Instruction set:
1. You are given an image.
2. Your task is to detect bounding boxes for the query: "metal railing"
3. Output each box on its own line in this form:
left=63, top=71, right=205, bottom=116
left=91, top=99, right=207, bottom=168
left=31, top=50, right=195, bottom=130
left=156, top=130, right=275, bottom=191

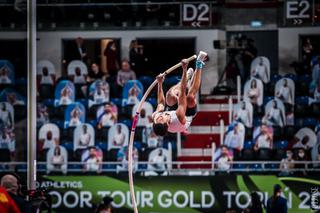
left=1, top=160, right=319, bottom=174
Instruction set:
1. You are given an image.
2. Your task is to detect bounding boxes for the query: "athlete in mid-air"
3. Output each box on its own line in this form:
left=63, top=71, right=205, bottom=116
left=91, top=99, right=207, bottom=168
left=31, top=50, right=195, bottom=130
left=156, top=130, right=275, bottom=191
left=152, top=51, right=207, bottom=136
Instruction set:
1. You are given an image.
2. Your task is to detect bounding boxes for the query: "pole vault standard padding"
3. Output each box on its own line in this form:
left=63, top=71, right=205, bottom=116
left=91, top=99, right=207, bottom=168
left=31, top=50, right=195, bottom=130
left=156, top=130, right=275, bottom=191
left=128, top=55, right=197, bottom=213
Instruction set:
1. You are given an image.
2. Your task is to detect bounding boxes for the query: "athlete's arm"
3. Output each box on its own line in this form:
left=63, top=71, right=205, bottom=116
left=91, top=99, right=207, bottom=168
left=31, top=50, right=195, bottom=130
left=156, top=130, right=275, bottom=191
left=155, top=74, right=165, bottom=113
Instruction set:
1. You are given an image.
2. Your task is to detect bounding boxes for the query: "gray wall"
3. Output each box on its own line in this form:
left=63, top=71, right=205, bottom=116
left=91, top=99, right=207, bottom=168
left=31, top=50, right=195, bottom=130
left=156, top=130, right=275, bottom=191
left=221, top=7, right=278, bottom=26
left=278, top=27, right=320, bottom=74
left=227, top=30, right=278, bottom=72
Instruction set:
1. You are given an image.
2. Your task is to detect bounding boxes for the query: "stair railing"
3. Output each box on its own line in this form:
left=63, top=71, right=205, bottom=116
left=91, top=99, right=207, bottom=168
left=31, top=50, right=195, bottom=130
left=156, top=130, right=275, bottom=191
left=237, top=75, right=241, bottom=103
left=211, top=142, right=216, bottom=170
left=228, top=96, right=233, bottom=124
left=220, top=119, right=225, bottom=145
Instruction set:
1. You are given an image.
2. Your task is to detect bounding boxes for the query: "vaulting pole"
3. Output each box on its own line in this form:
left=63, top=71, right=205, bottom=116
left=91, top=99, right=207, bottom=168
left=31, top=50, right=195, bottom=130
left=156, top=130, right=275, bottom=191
left=128, top=55, right=196, bottom=213
left=27, top=0, right=37, bottom=190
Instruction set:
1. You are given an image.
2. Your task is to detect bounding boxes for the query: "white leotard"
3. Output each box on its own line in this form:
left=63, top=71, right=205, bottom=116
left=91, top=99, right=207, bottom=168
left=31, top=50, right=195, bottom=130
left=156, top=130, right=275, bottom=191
left=167, top=111, right=192, bottom=133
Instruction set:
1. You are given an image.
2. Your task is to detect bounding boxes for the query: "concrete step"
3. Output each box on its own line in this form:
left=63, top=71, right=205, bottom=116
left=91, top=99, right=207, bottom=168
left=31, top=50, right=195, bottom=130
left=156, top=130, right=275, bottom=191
left=180, top=148, right=212, bottom=156
left=177, top=156, right=212, bottom=169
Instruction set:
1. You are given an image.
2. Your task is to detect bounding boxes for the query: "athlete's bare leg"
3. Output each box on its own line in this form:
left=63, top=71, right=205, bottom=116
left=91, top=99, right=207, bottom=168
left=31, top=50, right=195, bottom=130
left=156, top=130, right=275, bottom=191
left=166, top=68, right=195, bottom=107
left=187, top=51, right=207, bottom=108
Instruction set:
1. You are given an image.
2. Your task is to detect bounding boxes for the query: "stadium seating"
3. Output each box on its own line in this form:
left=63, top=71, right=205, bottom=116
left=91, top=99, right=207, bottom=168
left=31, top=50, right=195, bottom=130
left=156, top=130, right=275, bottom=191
left=0, top=28, right=319, bottom=177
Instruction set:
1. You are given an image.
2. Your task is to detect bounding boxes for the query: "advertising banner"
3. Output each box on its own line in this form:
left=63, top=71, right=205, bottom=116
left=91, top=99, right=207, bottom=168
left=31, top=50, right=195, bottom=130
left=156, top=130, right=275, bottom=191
left=38, top=175, right=320, bottom=212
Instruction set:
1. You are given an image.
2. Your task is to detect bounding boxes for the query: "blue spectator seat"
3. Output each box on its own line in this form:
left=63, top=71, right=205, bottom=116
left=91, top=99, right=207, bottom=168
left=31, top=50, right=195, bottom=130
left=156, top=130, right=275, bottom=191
left=138, top=163, right=148, bottom=170
left=296, top=75, right=311, bottom=96
left=105, top=149, right=118, bottom=161
left=263, top=96, right=274, bottom=106
left=295, top=96, right=309, bottom=105
left=299, top=74, right=312, bottom=82
left=146, top=98, right=157, bottom=108
left=96, top=127, right=110, bottom=141
left=88, top=119, right=97, bottom=127
left=245, top=128, right=253, bottom=140
left=140, top=147, right=155, bottom=161
left=241, top=149, right=254, bottom=160
left=110, top=98, right=122, bottom=108
left=250, top=163, right=262, bottom=170
left=266, top=81, right=277, bottom=96
left=273, top=140, right=289, bottom=149
left=295, top=118, right=304, bottom=127
left=0, top=149, right=10, bottom=161
left=295, top=96, right=309, bottom=117
left=74, top=149, right=84, bottom=161
left=273, top=149, right=286, bottom=160
left=232, top=163, right=246, bottom=170
left=88, top=104, right=100, bottom=120
left=39, top=84, right=54, bottom=100
left=103, top=164, right=116, bottom=170
left=42, top=98, right=55, bottom=107
left=284, top=73, right=297, bottom=82
left=68, top=164, right=82, bottom=171
left=15, top=78, right=27, bottom=96
left=164, top=132, right=177, bottom=141
left=102, top=164, right=113, bottom=171
left=96, top=141, right=108, bottom=151
left=303, top=117, right=318, bottom=128
left=272, top=126, right=283, bottom=141
left=265, top=163, right=278, bottom=170
left=163, top=140, right=177, bottom=151
left=61, top=141, right=73, bottom=151
left=271, top=74, right=282, bottom=83
left=134, top=141, right=142, bottom=151
left=244, top=141, right=253, bottom=149
left=134, top=126, right=145, bottom=142
left=138, top=76, right=153, bottom=88
left=16, top=164, right=27, bottom=172
left=311, top=103, right=320, bottom=117
left=257, top=148, right=272, bottom=160
left=37, top=164, right=46, bottom=171
left=54, top=105, right=68, bottom=120
left=253, top=118, right=262, bottom=127
left=77, top=99, right=88, bottom=109
left=14, top=105, right=27, bottom=122
left=119, top=119, right=132, bottom=129
left=283, top=126, right=296, bottom=140
left=15, top=78, right=26, bottom=85
left=75, top=84, right=86, bottom=99
left=122, top=104, right=134, bottom=118
left=65, top=127, right=76, bottom=141
left=51, top=119, right=64, bottom=129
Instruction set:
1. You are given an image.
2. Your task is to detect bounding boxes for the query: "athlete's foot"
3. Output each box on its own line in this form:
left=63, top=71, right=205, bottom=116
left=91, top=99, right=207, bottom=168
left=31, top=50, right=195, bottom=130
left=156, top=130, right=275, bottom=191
left=197, top=51, right=208, bottom=63
left=196, top=51, right=208, bottom=69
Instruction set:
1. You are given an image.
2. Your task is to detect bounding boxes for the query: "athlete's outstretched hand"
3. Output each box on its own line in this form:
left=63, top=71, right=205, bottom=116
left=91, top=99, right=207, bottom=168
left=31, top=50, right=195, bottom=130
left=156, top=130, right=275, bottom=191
left=181, top=59, right=189, bottom=71
left=156, top=73, right=165, bottom=84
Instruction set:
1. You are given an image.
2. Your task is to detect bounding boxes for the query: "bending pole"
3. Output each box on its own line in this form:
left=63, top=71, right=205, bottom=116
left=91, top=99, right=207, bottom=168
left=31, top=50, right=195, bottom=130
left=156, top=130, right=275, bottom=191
left=128, top=55, right=197, bottom=213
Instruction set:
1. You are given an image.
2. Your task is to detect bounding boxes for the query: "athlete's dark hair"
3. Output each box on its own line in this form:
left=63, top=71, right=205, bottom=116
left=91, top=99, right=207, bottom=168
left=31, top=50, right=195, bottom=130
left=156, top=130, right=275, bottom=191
left=152, top=123, right=168, bottom=136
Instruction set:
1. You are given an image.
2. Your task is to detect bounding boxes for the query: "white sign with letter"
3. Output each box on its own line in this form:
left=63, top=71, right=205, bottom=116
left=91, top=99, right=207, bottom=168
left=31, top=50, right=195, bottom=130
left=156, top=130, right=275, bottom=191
left=182, top=3, right=210, bottom=27
left=286, top=0, right=311, bottom=19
